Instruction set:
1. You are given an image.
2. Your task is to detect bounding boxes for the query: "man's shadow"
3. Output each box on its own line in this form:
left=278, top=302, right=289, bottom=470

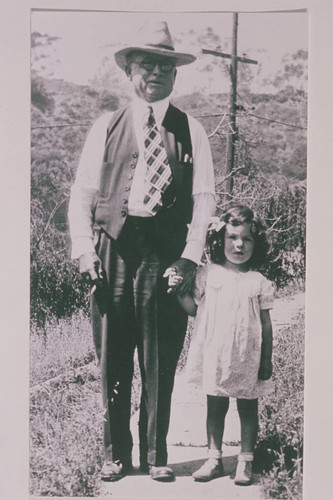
left=170, top=454, right=238, bottom=477
left=129, top=454, right=241, bottom=478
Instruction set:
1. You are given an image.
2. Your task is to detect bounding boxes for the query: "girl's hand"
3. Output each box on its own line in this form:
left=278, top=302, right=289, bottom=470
left=163, top=267, right=184, bottom=294
left=258, top=357, right=272, bottom=380
left=167, top=258, right=197, bottom=296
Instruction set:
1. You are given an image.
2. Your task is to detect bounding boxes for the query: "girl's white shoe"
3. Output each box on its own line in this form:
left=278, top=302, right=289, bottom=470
left=192, top=458, right=224, bottom=482
left=234, top=459, right=253, bottom=485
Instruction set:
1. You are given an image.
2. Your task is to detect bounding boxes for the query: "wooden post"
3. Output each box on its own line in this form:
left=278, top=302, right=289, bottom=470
left=225, top=12, right=238, bottom=201
left=202, top=13, right=258, bottom=204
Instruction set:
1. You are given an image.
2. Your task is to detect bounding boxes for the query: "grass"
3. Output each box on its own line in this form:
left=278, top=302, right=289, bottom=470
left=30, top=313, right=102, bottom=496
left=256, top=311, right=304, bottom=499
left=30, top=313, right=141, bottom=497
left=30, top=310, right=95, bottom=386
left=30, top=369, right=103, bottom=496
left=30, top=292, right=304, bottom=497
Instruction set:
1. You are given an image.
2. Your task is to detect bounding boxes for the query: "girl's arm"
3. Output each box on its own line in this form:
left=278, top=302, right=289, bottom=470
left=177, top=293, right=198, bottom=317
left=258, top=309, right=273, bottom=380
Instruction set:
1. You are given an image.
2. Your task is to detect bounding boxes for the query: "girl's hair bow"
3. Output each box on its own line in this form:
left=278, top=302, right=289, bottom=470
left=207, top=216, right=226, bottom=233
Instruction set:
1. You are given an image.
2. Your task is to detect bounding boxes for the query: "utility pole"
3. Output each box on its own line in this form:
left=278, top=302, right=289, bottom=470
left=202, top=13, right=258, bottom=202
left=226, top=12, right=239, bottom=199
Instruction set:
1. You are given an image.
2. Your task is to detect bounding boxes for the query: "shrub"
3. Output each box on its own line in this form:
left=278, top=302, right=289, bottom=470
left=31, top=73, right=55, bottom=114
left=256, top=311, right=304, bottom=499
left=30, top=222, right=90, bottom=326
left=30, top=251, right=90, bottom=326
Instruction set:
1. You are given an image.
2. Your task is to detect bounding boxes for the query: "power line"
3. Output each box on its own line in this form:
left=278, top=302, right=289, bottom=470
left=31, top=112, right=307, bottom=131
left=245, top=113, right=307, bottom=130
left=31, top=122, right=92, bottom=130
left=196, top=112, right=307, bottom=130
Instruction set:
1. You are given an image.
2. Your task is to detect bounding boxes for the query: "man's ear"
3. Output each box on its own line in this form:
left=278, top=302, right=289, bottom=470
left=125, top=65, right=132, bottom=80
left=173, top=68, right=177, bottom=83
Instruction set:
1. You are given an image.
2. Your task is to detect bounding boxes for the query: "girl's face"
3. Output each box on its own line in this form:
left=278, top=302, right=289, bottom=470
left=224, top=222, right=254, bottom=271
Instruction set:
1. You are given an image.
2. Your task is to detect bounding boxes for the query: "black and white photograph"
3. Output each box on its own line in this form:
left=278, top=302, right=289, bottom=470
left=1, top=2, right=333, bottom=500
left=29, top=8, right=307, bottom=499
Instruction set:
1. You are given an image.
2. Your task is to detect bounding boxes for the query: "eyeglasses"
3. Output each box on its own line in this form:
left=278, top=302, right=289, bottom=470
left=130, top=59, right=175, bottom=73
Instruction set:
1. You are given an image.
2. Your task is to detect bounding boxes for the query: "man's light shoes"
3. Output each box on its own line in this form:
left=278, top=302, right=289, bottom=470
left=101, top=459, right=133, bottom=481
left=149, top=465, right=175, bottom=482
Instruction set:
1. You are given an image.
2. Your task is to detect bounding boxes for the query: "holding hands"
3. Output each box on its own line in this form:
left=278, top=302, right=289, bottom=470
left=163, top=258, right=198, bottom=317
left=163, top=267, right=183, bottom=293
left=163, top=258, right=197, bottom=295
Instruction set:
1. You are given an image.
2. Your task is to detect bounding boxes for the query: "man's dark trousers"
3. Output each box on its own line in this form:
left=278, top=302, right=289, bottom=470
left=91, top=215, right=188, bottom=467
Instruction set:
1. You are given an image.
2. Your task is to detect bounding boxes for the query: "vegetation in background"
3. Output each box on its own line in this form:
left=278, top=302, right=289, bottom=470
left=256, top=313, right=304, bottom=499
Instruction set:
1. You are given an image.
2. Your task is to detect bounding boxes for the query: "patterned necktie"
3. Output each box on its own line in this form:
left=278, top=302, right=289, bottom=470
left=143, top=106, right=173, bottom=215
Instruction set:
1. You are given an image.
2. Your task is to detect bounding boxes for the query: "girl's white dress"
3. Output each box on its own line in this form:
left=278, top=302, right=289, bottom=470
left=186, top=263, right=274, bottom=399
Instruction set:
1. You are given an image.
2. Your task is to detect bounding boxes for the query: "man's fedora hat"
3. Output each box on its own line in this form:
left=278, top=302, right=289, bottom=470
left=114, top=21, right=196, bottom=70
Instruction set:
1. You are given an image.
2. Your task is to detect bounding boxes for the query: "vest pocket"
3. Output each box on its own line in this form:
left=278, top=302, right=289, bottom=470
left=178, top=160, right=193, bottom=182
left=98, top=162, right=113, bottom=199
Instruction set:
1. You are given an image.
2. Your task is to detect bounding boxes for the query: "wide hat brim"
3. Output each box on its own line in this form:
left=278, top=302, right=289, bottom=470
left=115, top=45, right=196, bottom=70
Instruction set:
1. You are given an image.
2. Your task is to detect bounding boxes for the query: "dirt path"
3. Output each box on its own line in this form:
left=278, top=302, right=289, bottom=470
left=271, top=291, right=305, bottom=329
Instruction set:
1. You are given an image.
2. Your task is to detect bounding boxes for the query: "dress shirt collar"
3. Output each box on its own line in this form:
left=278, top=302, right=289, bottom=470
left=131, top=95, right=170, bottom=128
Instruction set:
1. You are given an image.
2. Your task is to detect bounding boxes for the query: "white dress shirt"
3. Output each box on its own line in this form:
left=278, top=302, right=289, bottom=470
left=68, top=95, right=216, bottom=264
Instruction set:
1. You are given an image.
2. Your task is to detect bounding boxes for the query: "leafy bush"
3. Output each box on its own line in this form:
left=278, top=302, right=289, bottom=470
left=264, top=182, right=306, bottom=288
left=255, top=312, right=304, bottom=499
left=30, top=222, right=90, bottom=326
left=31, top=72, right=55, bottom=114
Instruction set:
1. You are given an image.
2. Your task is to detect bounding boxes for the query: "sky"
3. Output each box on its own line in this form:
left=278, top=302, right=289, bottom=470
left=31, top=9, right=308, bottom=95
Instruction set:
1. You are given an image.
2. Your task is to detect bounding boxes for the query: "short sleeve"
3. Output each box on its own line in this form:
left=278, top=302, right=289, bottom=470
left=259, top=277, right=274, bottom=310
left=193, top=265, right=208, bottom=305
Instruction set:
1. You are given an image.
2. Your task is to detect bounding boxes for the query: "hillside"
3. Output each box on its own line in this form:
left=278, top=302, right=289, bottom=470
left=32, top=75, right=307, bottom=185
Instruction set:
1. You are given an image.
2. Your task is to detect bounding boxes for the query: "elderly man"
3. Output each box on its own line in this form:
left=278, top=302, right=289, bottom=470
left=68, top=20, right=215, bottom=482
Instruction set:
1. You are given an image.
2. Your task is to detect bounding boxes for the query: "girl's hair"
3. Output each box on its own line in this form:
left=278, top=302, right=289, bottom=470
left=207, top=205, right=270, bottom=269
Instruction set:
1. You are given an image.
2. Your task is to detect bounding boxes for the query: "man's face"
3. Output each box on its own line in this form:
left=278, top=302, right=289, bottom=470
left=125, top=51, right=177, bottom=102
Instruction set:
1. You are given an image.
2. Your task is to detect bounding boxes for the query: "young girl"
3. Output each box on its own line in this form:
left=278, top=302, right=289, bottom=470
left=165, top=205, right=274, bottom=485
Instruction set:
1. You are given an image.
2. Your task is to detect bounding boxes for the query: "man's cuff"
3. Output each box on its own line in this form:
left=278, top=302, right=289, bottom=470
left=181, top=241, right=204, bottom=265
left=71, top=237, right=96, bottom=260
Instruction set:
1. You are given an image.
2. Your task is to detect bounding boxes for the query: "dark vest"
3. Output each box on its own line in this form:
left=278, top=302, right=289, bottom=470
left=94, top=103, right=193, bottom=261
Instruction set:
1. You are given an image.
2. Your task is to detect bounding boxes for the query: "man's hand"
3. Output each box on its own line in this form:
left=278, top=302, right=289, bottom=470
left=258, top=357, right=273, bottom=381
left=79, top=252, right=104, bottom=290
left=167, top=258, right=197, bottom=296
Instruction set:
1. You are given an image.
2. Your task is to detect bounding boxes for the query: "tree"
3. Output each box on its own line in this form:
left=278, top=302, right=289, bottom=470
left=31, top=71, right=55, bottom=114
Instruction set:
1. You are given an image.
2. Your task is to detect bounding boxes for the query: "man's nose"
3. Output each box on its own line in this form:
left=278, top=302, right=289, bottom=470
left=151, top=63, right=163, bottom=74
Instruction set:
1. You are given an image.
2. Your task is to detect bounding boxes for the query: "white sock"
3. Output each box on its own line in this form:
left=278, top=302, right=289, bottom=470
left=238, top=452, right=254, bottom=462
left=208, top=449, right=222, bottom=461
